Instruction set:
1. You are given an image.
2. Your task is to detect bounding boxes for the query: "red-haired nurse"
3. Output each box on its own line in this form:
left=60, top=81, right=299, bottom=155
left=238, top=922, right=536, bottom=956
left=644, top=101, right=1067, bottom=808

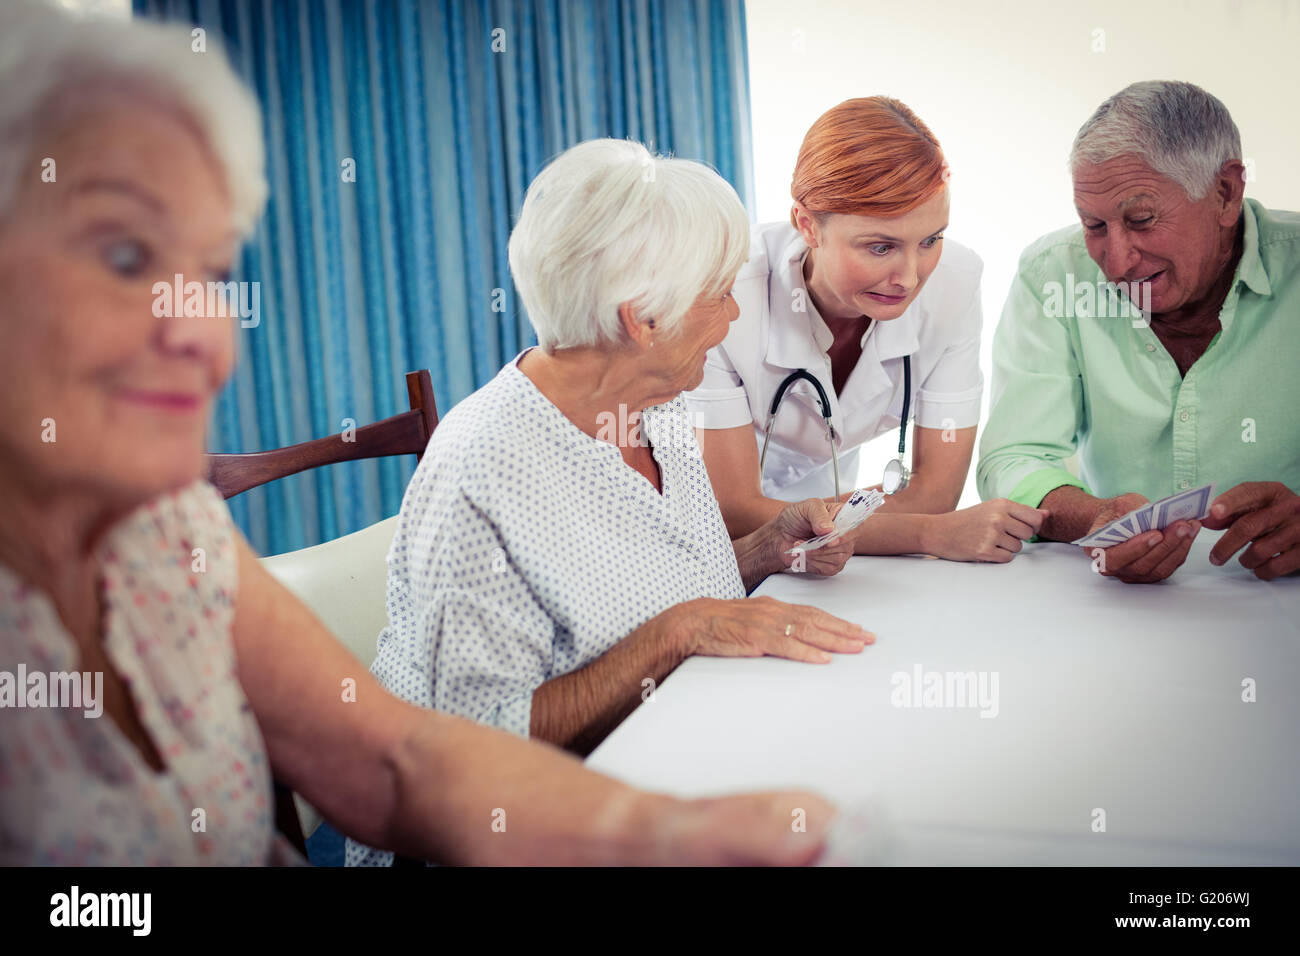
left=687, top=97, right=1048, bottom=564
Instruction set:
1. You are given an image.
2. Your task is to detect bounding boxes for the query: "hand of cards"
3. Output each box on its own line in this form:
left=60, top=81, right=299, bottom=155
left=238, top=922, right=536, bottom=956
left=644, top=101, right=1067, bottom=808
left=1071, top=482, right=1217, bottom=548
left=787, top=488, right=886, bottom=555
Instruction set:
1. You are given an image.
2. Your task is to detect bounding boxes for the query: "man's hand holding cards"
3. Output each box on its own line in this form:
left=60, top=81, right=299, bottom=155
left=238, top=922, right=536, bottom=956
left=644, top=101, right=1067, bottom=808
left=1072, top=484, right=1215, bottom=583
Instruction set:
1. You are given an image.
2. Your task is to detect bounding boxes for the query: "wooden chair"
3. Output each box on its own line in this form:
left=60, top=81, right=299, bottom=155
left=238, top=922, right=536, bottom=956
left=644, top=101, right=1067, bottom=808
left=208, top=369, right=439, bottom=498
left=208, top=369, right=440, bottom=860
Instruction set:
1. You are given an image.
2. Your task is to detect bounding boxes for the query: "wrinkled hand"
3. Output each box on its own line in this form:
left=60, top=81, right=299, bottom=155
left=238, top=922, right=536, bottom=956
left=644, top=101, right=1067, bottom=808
left=659, top=790, right=837, bottom=865
left=1203, top=481, right=1300, bottom=580
left=683, top=595, right=873, bottom=664
left=766, top=497, right=856, bottom=577
left=1079, top=492, right=1199, bottom=584
left=927, top=498, right=1049, bottom=562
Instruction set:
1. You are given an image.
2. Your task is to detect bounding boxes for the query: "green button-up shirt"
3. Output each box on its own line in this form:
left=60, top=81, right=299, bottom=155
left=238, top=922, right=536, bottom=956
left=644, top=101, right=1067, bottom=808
left=978, top=198, right=1300, bottom=508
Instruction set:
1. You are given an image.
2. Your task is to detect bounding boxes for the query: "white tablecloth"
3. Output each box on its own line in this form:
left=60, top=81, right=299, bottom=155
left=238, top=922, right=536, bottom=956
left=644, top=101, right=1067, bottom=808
left=587, top=531, right=1300, bottom=864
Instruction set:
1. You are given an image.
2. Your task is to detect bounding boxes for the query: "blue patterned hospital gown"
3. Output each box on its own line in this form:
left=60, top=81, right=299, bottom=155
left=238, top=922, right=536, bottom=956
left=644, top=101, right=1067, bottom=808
left=346, top=351, right=744, bottom=866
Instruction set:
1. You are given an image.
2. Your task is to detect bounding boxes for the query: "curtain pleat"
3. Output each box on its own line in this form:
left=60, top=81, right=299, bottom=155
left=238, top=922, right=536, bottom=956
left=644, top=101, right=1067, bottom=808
left=134, top=0, right=756, bottom=555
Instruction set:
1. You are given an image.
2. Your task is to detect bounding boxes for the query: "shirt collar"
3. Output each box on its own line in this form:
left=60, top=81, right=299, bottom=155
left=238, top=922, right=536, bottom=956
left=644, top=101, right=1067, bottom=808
left=1234, top=199, right=1272, bottom=298
left=763, top=234, right=833, bottom=371
left=866, top=307, right=921, bottom=361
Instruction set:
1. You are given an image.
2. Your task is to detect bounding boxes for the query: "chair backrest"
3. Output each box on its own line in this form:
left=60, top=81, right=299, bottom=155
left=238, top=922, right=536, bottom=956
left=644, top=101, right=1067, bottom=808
left=207, top=369, right=439, bottom=499
left=261, top=514, right=400, bottom=842
left=260, top=515, right=398, bottom=667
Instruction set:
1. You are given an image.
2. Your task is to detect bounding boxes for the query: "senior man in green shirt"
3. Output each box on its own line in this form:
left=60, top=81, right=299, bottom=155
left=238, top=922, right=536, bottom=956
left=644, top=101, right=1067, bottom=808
left=978, top=81, right=1300, bottom=584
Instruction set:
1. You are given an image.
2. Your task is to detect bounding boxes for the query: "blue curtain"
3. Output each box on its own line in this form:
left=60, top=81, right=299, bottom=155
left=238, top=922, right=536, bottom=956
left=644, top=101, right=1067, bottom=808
left=132, top=0, right=755, bottom=556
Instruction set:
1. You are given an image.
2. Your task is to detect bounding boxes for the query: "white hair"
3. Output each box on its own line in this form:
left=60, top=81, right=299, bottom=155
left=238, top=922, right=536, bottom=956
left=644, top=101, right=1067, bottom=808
left=508, top=138, right=752, bottom=351
left=1070, top=80, right=1242, bottom=201
left=0, top=0, right=266, bottom=235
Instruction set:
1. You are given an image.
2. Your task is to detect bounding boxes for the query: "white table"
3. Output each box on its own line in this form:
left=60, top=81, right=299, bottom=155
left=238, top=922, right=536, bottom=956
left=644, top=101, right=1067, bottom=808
left=587, top=531, right=1300, bottom=864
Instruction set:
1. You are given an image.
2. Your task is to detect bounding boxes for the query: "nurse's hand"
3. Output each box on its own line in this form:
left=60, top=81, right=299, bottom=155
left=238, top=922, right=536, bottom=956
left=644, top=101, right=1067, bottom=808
left=923, top=499, right=1049, bottom=562
left=766, top=498, right=857, bottom=577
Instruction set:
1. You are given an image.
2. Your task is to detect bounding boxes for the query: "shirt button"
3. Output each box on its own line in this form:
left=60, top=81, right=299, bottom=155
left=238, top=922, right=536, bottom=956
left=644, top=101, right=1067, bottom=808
left=1146, top=343, right=1156, bottom=352
left=1179, top=479, right=1190, bottom=490
left=1179, top=410, right=1189, bottom=422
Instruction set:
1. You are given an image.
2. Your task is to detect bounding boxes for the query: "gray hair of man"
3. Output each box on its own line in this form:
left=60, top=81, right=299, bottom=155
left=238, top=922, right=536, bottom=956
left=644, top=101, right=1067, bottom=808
left=1069, top=80, right=1243, bottom=202
left=0, top=0, right=266, bottom=235
left=508, top=138, right=752, bottom=352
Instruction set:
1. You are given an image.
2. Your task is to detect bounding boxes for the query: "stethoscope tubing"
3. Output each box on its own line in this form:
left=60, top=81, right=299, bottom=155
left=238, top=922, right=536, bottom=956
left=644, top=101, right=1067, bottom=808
left=760, top=355, right=911, bottom=501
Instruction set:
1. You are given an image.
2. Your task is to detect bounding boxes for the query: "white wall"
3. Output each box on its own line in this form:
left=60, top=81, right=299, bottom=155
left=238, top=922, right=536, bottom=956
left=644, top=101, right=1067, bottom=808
left=49, top=0, right=131, bottom=16
left=746, top=0, right=1300, bottom=506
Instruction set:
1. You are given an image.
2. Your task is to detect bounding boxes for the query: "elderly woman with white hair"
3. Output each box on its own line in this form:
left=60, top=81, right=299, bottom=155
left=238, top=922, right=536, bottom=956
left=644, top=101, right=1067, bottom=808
left=0, top=1, right=843, bottom=866
left=345, top=138, right=875, bottom=866
left=978, top=80, right=1300, bottom=584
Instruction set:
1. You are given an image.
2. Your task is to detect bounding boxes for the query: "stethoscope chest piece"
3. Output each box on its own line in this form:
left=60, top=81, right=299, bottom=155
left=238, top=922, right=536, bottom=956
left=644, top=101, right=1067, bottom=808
left=882, top=456, right=910, bottom=494
left=880, top=353, right=913, bottom=494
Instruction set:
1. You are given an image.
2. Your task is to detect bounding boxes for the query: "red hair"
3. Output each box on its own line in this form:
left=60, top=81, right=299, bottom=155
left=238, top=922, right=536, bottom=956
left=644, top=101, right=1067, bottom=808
left=790, top=97, right=947, bottom=227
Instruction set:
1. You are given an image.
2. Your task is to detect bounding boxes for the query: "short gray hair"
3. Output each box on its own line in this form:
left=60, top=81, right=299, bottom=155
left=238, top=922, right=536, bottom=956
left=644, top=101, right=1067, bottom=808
left=0, top=0, right=267, bottom=234
left=508, top=139, right=752, bottom=352
left=1070, top=81, right=1242, bottom=201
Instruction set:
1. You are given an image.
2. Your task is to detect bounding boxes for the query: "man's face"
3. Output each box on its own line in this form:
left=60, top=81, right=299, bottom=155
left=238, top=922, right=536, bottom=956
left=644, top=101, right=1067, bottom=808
left=1073, top=156, right=1243, bottom=316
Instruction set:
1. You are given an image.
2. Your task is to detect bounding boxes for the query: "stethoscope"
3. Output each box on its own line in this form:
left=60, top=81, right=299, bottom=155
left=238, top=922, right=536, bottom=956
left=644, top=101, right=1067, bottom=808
left=758, top=354, right=912, bottom=501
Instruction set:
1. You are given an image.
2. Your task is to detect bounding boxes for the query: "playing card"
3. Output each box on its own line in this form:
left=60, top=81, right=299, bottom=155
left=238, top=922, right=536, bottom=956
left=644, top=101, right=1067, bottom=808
left=1134, top=505, right=1153, bottom=532
left=787, top=488, right=885, bottom=555
left=1078, top=530, right=1129, bottom=548
left=1071, top=482, right=1217, bottom=546
left=1114, top=514, right=1140, bottom=537
left=1072, top=517, right=1131, bottom=547
left=1152, top=482, right=1216, bottom=528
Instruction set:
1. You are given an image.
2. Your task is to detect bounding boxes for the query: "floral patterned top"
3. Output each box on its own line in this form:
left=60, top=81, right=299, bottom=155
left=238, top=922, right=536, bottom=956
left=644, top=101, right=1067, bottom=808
left=0, top=480, right=299, bottom=864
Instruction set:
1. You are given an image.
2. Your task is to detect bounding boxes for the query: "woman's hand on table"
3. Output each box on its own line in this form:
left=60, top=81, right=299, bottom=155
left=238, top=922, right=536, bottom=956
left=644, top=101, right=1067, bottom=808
left=921, top=498, right=1049, bottom=562
left=676, top=595, right=873, bottom=664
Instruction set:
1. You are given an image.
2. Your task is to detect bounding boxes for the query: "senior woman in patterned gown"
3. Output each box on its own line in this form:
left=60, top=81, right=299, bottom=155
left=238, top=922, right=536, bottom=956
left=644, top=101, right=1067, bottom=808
left=347, top=139, right=876, bottom=866
left=0, top=1, right=841, bottom=865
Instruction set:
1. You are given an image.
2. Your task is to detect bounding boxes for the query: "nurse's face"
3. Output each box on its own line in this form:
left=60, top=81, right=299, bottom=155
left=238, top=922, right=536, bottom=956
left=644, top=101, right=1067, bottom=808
left=799, top=188, right=949, bottom=322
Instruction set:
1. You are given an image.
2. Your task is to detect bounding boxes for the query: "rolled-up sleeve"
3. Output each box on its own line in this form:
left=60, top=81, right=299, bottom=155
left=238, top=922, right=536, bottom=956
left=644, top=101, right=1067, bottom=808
left=914, top=279, right=984, bottom=430
left=977, top=251, right=1091, bottom=507
left=371, top=492, right=554, bottom=740
left=683, top=344, right=753, bottom=429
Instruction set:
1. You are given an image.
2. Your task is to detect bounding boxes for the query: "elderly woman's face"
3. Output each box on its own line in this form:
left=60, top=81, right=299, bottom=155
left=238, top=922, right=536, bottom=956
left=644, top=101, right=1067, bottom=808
left=656, top=284, right=741, bottom=392
left=0, top=98, right=237, bottom=503
left=1074, top=156, right=1240, bottom=315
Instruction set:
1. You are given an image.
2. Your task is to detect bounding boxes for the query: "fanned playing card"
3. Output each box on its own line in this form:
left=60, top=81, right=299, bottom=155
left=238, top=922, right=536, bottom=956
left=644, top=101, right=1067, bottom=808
left=787, top=488, right=886, bottom=555
left=1072, top=482, right=1216, bottom=547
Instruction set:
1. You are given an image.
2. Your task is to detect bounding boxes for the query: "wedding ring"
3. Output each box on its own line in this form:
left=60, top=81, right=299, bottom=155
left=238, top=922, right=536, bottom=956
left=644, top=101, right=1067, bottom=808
left=785, top=624, right=794, bottom=636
